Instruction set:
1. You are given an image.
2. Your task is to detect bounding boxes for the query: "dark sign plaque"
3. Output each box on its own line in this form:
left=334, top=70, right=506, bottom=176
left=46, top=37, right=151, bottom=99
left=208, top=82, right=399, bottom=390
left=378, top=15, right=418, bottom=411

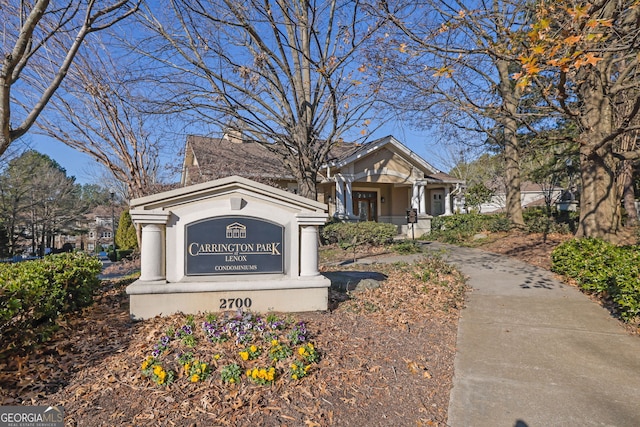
left=185, top=216, right=284, bottom=276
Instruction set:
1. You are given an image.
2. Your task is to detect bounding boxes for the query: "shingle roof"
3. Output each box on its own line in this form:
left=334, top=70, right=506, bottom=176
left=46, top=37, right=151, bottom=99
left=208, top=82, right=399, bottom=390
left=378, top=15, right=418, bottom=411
left=184, top=135, right=367, bottom=184
left=183, top=134, right=464, bottom=185
left=428, top=171, right=465, bottom=184
left=184, top=135, right=291, bottom=184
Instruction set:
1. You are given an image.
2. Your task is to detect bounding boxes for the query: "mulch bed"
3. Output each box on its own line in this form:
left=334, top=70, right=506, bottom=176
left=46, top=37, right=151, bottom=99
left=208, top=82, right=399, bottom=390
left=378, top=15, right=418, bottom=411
left=0, top=257, right=468, bottom=426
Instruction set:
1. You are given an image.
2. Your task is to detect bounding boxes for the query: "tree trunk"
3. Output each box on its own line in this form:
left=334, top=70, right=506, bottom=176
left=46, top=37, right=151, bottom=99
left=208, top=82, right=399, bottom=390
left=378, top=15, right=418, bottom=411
left=497, top=59, right=524, bottom=227
left=297, top=170, right=318, bottom=201
left=503, top=117, right=524, bottom=227
left=576, top=146, right=621, bottom=241
left=621, top=160, right=639, bottom=227
left=575, top=62, right=622, bottom=242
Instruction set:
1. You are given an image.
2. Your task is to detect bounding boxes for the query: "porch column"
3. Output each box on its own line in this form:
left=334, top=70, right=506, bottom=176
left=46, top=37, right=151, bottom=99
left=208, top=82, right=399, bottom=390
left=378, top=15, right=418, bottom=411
left=130, top=210, right=171, bottom=282
left=444, top=186, right=452, bottom=215
left=412, top=184, right=420, bottom=212
left=335, top=178, right=345, bottom=215
left=297, top=213, right=329, bottom=277
left=419, top=185, right=426, bottom=214
left=344, top=179, right=354, bottom=217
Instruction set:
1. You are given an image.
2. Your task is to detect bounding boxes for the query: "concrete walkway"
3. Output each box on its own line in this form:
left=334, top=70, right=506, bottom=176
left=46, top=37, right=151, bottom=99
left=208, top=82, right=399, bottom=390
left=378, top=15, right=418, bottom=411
left=357, top=242, right=640, bottom=427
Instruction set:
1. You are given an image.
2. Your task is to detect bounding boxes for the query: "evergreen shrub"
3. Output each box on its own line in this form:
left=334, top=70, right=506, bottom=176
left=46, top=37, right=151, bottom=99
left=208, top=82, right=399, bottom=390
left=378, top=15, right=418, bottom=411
left=321, top=221, right=397, bottom=248
left=0, top=252, right=102, bottom=346
left=116, top=210, right=138, bottom=251
left=426, top=213, right=511, bottom=243
left=523, top=207, right=577, bottom=234
left=392, top=240, right=422, bottom=254
left=551, top=238, right=640, bottom=321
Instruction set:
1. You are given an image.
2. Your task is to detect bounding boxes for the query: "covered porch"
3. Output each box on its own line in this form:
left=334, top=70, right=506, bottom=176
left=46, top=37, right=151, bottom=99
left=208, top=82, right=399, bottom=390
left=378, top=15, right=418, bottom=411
left=318, top=175, right=464, bottom=236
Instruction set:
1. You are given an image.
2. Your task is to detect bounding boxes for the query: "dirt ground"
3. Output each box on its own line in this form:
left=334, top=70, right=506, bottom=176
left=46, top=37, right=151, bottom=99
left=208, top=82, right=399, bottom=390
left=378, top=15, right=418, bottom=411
left=1, top=255, right=469, bottom=426
left=0, top=233, right=614, bottom=426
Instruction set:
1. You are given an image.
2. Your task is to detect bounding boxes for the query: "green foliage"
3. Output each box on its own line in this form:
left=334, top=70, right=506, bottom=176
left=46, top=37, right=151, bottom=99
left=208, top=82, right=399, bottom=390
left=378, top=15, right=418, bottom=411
left=321, top=221, right=397, bottom=248
left=487, top=215, right=512, bottom=232
left=115, top=249, right=134, bottom=261
left=551, top=239, right=640, bottom=321
left=426, top=213, right=511, bottom=244
left=116, top=210, right=138, bottom=251
left=0, top=150, right=86, bottom=256
left=413, top=255, right=458, bottom=283
left=523, top=207, right=577, bottom=234
left=79, top=184, right=115, bottom=209
left=464, top=183, right=494, bottom=213
left=392, top=240, right=422, bottom=254
left=0, top=252, right=102, bottom=347
left=450, top=152, right=504, bottom=188
left=427, top=210, right=576, bottom=244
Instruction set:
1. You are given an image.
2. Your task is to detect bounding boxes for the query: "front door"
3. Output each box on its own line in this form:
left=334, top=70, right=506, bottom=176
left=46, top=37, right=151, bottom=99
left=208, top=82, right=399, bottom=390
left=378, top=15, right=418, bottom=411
left=432, top=191, right=444, bottom=215
left=353, top=191, right=378, bottom=221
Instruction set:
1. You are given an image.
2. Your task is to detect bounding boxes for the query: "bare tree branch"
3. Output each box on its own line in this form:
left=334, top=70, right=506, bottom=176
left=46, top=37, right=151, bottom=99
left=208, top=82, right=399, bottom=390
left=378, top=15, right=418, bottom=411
left=128, top=0, right=385, bottom=198
left=1, top=0, right=140, bottom=157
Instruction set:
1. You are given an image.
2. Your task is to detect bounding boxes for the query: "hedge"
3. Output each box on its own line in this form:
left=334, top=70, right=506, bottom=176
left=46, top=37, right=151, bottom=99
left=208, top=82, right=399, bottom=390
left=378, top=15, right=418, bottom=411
left=551, top=238, right=640, bottom=322
left=321, top=221, right=397, bottom=248
left=0, top=252, right=103, bottom=347
left=426, top=213, right=511, bottom=243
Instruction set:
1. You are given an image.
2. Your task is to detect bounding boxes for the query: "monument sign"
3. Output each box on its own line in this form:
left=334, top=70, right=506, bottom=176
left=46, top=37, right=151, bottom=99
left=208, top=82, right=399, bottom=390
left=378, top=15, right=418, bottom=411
left=126, top=176, right=330, bottom=319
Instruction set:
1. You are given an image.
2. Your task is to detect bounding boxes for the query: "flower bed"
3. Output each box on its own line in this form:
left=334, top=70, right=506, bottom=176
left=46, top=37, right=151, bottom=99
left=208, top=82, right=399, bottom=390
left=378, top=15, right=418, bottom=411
left=140, top=311, right=321, bottom=387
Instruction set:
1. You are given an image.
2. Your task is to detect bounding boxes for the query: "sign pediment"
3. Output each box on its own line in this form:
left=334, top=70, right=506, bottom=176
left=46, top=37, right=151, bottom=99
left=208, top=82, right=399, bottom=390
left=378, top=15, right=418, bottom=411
left=131, top=175, right=326, bottom=213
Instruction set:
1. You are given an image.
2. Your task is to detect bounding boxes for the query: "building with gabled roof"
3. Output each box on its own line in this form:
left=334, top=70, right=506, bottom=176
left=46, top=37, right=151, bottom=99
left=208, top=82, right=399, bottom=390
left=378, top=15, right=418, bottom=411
left=182, top=133, right=465, bottom=235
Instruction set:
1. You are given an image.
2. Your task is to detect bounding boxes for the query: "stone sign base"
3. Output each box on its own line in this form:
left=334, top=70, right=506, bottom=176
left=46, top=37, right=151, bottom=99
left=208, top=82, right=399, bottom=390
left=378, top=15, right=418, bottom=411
left=127, top=276, right=330, bottom=320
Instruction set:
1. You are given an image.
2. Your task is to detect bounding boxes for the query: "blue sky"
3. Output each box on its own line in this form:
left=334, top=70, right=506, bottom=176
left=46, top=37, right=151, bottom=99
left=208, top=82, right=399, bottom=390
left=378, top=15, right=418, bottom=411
left=26, top=136, right=99, bottom=185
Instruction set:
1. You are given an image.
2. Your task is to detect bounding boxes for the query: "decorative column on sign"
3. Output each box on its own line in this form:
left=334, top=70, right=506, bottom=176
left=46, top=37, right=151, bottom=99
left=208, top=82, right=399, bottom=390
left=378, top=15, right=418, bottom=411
left=296, top=213, right=328, bottom=277
left=129, top=210, right=171, bottom=282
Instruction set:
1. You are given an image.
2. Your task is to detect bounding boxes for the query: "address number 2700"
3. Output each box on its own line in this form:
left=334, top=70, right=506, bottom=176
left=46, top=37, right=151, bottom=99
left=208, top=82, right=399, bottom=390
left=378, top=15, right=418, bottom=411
left=219, top=298, right=252, bottom=310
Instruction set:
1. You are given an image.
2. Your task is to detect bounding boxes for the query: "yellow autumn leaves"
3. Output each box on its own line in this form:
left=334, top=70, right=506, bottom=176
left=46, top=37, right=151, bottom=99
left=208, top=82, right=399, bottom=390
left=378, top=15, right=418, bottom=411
left=513, top=2, right=614, bottom=87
